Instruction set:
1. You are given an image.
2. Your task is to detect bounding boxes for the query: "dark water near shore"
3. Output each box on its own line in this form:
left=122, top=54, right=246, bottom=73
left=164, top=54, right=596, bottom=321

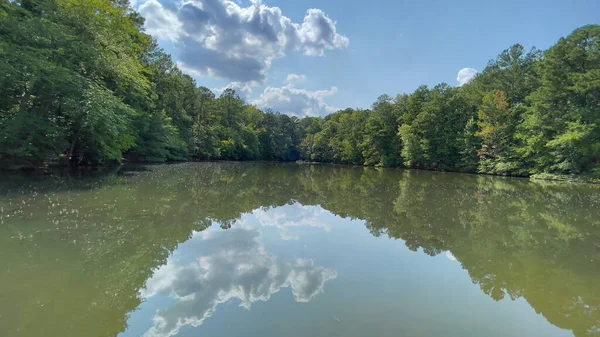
left=1, top=162, right=599, bottom=337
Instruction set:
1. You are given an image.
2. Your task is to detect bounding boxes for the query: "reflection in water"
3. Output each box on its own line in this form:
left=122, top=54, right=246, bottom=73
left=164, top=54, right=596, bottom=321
left=252, top=204, right=331, bottom=240
left=0, top=162, right=599, bottom=337
left=140, top=226, right=336, bottom=337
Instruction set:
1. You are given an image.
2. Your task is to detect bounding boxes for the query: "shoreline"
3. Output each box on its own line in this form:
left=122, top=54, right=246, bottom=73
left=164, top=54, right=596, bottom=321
left=2, top=159, right=598, bottom=184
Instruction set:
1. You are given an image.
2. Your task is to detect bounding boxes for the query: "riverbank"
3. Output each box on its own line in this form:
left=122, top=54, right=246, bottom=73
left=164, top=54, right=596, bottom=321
left=3, top=159, right=599, bottom=185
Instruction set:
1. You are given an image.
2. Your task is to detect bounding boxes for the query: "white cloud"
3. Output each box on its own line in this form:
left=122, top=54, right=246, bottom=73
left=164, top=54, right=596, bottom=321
left=296, top=9, right=349, bottom=56
left=139, top=1, right=182, bottom=41
left=141, top=226, right=336, bottom=337
left=175, top=61, right=203, bottom=77
left=456, top=67, right=477, bottom=86
left=139, top=0, right=349, bottom=83
left=285, top=74, right=306, bottom=85
left=212, top=82, right=253, bottom=100
left=252, top=75, right=338, bottom=117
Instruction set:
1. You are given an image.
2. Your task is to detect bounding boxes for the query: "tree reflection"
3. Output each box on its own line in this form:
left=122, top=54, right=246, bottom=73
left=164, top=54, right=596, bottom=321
left=0, top=162, right=598, bottom=337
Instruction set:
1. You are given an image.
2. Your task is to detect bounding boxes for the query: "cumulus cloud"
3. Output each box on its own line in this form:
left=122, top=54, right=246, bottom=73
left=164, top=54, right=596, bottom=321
left=141, top=226, right=336, bottom=337
left=139, top=0, right=349, bottom=83
left=252, top=75, right=338, bottom=117
left=285, top=73, right=307, bottom=85
left=252, top=204, right=331, bottom=240
left=456, top=67, right=477, bottom=86
left=139, top=0, right=181, bottom=41
left=212, top=82, right=253, bottom=100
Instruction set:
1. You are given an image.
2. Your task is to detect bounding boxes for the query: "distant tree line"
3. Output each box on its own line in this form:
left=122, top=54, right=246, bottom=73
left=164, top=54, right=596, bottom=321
left=1, top=1, right=599, bottom=178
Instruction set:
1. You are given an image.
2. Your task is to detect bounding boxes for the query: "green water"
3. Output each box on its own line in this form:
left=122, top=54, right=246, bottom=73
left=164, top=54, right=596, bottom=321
left=1, top=162, right=599, bottom=337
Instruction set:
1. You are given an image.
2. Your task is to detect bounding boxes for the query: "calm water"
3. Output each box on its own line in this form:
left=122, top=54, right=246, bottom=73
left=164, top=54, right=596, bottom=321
left=1, top=162, right=599, bottom=337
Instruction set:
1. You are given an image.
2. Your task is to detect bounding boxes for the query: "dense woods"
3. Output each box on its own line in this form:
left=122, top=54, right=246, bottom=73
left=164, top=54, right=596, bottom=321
left=1, top=1, right=599, bottom=179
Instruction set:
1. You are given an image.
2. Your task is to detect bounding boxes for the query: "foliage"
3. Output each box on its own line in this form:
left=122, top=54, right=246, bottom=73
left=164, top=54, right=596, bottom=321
left=518, top=25, right=600, bottom=176
left=1, top=2, right=599, bottom=179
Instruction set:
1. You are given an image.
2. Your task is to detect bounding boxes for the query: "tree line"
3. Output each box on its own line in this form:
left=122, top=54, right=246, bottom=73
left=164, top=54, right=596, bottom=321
left=1, top=1, right=599, bottom=178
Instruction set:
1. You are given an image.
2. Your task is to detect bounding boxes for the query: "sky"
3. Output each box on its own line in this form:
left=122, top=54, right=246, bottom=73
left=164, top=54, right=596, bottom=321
left=133, top=0, right=600, bottom=117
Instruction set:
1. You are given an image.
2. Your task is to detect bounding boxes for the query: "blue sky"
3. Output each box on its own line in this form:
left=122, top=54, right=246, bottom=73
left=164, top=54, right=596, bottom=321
left=134, top=0, right=600, bottom=117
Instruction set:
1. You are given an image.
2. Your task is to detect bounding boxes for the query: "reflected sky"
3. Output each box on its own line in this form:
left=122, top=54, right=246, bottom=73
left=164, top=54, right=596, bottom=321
left=250, top=204, right=332, bottom=241
left=134, top=223, right=336, bottom=337
left=2, top=162, right=597, bottom=337
left=121, top=202, right=573, bottom=337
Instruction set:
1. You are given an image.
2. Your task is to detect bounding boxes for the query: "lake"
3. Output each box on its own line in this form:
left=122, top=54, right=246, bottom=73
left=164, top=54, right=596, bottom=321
left=1, top=162, right=599, bottom=337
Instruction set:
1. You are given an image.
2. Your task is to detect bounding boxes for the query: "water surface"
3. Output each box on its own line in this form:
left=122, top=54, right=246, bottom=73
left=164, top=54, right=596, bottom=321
left=1, top=162, right=599, bottom=337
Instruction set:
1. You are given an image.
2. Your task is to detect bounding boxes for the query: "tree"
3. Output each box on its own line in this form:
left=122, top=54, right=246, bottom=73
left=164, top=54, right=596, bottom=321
left=361, top=95, right=401, bottom=166
left=0, top=0, right=152, bottom=167
left=1, top=2, right=598, bottom=182
left=518, top=25, right=600, bottom=176
left=398, top=85, right=469, bottom=170
left=475, top=90, right=525, bottom=174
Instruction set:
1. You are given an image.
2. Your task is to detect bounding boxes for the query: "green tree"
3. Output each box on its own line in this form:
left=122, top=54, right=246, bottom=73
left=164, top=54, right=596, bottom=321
left=398, top=85, right=469, bottom=170
left=0, top=0, right=151, bottom=167
left=361, top=95, right=401, bottom=166
left=476, top=90, right=525, bottom=174
left=518, top=25, right=600, bottom=176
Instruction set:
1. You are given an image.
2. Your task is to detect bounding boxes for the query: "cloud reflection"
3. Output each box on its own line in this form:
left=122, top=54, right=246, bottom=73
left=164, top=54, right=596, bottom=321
left=251, top=204, right=331, bottom=240
left=141, top=225, right=336, bottom=337
left=445, top=251, right=457, bottom=261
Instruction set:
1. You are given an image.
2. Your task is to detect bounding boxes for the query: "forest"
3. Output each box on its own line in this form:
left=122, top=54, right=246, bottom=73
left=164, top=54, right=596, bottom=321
left=1, top=0, right=600, bottom=179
